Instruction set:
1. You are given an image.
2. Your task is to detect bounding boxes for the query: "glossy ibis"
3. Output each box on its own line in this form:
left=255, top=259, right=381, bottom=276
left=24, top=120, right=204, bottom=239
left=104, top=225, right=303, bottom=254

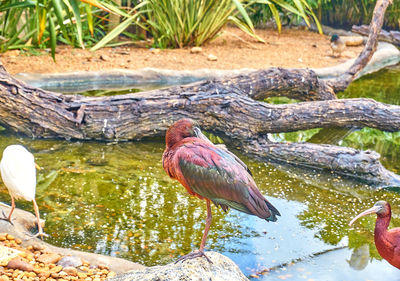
left=162, top=119, right=280, bottom=262
left=349, top=201, right=400, bottom=269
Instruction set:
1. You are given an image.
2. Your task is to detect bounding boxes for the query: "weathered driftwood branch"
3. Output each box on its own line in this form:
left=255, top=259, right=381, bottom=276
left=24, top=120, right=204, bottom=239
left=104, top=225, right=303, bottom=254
left=0, top=0, right=396, bottom=186
left=242, top=139, right=400, bottom=186
left=1, top=69, right=400, bottom=185
left=329, top=0, right=392, bottom=92
left=352, top=24, right=400, bottom=47
left=1, top=73, right=400, bottom=140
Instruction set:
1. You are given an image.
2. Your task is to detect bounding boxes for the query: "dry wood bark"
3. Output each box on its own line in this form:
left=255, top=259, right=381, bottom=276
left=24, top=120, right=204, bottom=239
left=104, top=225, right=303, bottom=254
left=352, top=24, right=400, bottom=47
left=327, top=0, right=392, bottom=92
left=0, top=0, right=396, bottom=186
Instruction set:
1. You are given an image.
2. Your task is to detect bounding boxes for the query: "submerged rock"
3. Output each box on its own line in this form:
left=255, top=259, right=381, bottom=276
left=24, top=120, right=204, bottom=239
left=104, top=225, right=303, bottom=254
left=57, top=255, right=83, bottom=268
left=108, top=251, right=249, bottom=281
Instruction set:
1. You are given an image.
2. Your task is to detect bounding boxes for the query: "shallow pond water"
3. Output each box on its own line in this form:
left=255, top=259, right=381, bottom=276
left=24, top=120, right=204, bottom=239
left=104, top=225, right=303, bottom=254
left=0, top=66, right=400, bottom=280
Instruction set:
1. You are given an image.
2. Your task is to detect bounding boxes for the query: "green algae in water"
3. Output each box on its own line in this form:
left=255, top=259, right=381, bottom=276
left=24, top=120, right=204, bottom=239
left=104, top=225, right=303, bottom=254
left=0, top=132, right=399, bottom=280
left=339, top=65, right=400, bottom=105
left=0, top=66, right=399, bottom=279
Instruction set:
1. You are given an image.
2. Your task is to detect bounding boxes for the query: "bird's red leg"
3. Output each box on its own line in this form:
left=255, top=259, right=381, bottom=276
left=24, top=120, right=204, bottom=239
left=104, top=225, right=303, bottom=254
left=199, top=199, right=212, bottom=252
left=176, top=199, right=213, bottom=264
left=0, top=196, right=15, bottom=225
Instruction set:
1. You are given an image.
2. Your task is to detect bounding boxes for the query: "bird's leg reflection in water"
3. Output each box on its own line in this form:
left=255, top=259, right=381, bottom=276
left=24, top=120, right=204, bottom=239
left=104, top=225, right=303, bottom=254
left=175, top=199, right=213, bottom=264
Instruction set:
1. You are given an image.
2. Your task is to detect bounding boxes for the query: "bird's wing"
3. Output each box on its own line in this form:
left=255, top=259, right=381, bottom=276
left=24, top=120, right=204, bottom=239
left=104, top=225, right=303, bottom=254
left=0, top=155, right=36, bottom=200
left=176, top=142, right=279, bottom=221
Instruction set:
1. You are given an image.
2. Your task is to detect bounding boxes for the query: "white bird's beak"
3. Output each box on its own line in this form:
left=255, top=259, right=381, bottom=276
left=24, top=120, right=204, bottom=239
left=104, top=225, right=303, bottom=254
left=35, top=163, right=42, bottom=170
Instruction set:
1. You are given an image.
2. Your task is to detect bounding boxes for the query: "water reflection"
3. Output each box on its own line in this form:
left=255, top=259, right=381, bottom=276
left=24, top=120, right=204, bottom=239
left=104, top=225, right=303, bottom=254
left=0, top=66, right=399, bottom=279
left=0, top=131, right=399, bottom=279
left=347, top=244, right=369, bottom=271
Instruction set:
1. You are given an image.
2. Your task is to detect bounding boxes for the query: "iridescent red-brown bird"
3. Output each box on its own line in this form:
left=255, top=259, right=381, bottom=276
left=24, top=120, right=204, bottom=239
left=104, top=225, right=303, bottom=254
left=162, top=119, right=280, bottom=263
left=349, top=201, right=400, bottom=269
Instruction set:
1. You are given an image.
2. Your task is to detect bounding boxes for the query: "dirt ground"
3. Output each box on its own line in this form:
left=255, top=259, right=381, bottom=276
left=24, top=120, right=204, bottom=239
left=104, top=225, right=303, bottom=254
left=1, top=26, right=363, bottom=75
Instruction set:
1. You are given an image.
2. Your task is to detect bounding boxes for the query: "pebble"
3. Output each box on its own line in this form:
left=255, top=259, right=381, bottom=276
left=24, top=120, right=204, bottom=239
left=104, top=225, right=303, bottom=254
left=7, top=258, right=33, bottom=272
left=18, top=252, right=27, bottom=258
left=150, top=48, right=161, bottom=54
left=100, top=54, right=110, bottom=61
left=63, top=266, right=77, bottom=276
left=37, top=253, right=61, bottom=264
left=32, top=244, right=44, bottom=251
left=77, top=272, right=87, bottom=278
left=57, top=256, right=82, bottom=268
left=50, top=265, right=63, bottom=273
left=342, top=35, right=364, bottom=46
left=97, top=264, right=109, bottom=270
left=207, top=54, right=218, bottom=61
left=0, top=232, right=114, bottom=281
left=190, top=47, right=202, bottom=54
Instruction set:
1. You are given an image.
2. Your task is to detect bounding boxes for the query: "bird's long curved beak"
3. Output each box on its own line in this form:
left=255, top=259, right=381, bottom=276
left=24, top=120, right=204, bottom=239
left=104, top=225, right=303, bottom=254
left=349, top=205, right=382, bottom=226
left=194, top=127, right=213, bottom=145
left=35, top=163, right=42, bottom=170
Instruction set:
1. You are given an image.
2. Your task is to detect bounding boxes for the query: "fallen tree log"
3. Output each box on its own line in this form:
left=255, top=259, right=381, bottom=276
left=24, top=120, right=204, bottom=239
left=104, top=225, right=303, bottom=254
left=242, top=139, right=400, bottom=186
left=352, top=24, right=400, bottom=47
left=2, top=72, right=400, bottom=140
left=1, top=69, right=400, bottom=185
left=0, top=0, right=396, bottom=186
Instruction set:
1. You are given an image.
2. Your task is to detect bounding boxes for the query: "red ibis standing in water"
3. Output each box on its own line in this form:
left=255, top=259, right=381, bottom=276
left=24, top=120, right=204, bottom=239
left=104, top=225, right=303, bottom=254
left=349, top=201, right=400, bottom=269
left=162, top=119, right=280, bottom=262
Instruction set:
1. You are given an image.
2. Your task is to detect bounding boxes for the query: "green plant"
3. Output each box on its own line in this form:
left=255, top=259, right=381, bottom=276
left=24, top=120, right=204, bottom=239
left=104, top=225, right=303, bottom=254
left=92, top=0, right=322, bottom=50
left=249, top=0, right=322, bottom=33
left=143, top=0, right=263, bottom=48
left=316, top=0, right=400, bottom=29
left=0, top=0, right=115, bottom=59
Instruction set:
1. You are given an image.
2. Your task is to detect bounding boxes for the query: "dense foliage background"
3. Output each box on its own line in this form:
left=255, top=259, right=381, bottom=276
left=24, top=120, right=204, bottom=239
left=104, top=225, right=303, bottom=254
left=0, top=0, right=398, bottom=56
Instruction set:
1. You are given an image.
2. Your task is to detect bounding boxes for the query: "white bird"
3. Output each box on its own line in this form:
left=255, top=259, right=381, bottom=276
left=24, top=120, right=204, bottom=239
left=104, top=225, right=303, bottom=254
left=0, top=145, right=46, bottom=238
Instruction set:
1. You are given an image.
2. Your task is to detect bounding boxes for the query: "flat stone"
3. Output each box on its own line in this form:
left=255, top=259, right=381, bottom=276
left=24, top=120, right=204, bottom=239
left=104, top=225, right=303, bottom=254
left=150, top=48, right=161, bottom=54
left=32, top=243, right=45, bottom=251
left=51, top=265, right=63, bottom=273
left=57, top=256, right=83, bottom=268
left=207, top=54, right=218, bottom=61
left=7, top=258, right=33, bottom=272
left=63, top=266, right=78, bottom=276
left=100, top=54, right=110, bottom=61
left=37, top=253, right=62, bottom=264
left=342, top=35, right=364, bottom=46
left=190, top=47, right=202, bottom=54
left=107, top=251, right=248, bottom=281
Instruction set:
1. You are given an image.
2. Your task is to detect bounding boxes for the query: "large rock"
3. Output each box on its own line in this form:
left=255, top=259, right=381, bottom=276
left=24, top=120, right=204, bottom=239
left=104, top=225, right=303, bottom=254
left=108, top=251, right=249, bottom=281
